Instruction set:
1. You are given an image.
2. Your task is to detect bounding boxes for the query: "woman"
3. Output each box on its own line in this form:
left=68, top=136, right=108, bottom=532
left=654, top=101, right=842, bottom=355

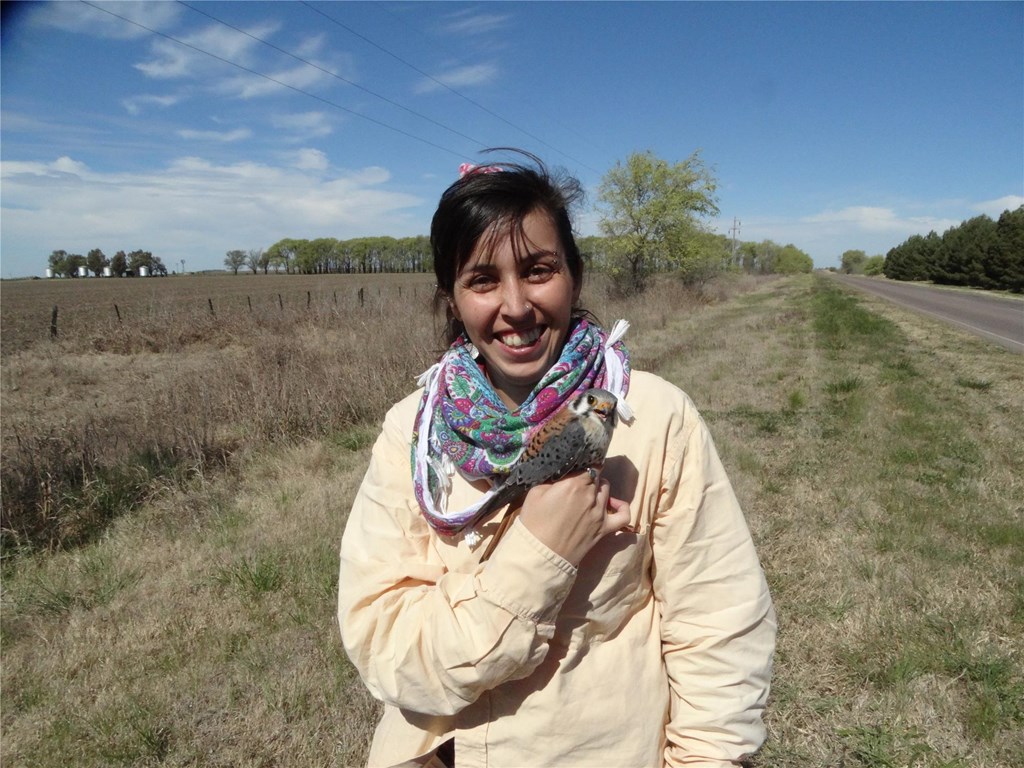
left=338, top=154, right=775, bottom=767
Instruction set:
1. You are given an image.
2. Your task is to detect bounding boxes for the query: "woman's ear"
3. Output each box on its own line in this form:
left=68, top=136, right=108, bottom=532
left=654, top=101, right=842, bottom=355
left=447, top=295, right=462, bottom=322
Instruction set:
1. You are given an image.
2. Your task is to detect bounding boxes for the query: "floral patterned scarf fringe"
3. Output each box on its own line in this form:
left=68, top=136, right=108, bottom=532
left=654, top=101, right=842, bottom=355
left=411, top=318, right=632, bottom=543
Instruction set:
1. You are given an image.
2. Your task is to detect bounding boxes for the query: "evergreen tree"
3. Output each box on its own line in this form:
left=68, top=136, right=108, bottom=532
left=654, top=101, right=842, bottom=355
left=987, top=206, right=1024, bottom=292
left=934, top=216, right=996, bottom=287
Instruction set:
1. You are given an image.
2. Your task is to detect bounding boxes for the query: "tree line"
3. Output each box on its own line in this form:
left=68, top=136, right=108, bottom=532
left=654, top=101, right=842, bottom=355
left=224, top=151, right=812, bottom=291
left=223, top=236, right=431, bottom=275
left=881, top=207, right=1023, bottom=292
left=48, top=248, right=168, bottom=277
left=45, top=151, right=816, bottom=292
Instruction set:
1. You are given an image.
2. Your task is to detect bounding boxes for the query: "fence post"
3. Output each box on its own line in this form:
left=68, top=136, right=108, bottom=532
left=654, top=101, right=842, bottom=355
left=307, top=290, right=311, bottom=309
left=359, top=287, right=364, bottom=307
left=50, top=305, right=58, bottom=339
left=247, top=295, right=252, bottom=312
left=114, top=304, right=122, bottom=323
left=278, top=293, right=284, bottom=311
left=208, top=298, right=216, bottom=317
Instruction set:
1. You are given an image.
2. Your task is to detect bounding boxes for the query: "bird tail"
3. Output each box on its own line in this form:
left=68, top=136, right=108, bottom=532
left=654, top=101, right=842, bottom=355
left=469, top=484, right=523, bottom=530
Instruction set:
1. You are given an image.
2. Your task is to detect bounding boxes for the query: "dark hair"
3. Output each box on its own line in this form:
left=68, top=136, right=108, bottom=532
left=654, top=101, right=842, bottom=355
left=430, top=150, right=586, bottom=345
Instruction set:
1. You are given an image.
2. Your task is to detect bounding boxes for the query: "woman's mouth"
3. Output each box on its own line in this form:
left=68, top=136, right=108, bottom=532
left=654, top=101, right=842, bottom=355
left=497, top=326, right=543, bottom=349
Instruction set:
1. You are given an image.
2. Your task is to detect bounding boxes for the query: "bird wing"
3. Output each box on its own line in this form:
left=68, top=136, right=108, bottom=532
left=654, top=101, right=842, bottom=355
left=513, top=418, right=590, bottom=487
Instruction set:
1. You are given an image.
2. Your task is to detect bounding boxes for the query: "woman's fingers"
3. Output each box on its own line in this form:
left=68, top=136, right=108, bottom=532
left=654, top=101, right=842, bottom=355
left=517, top=472, right=629, bottom=565
left=603, top=495, right=632, bottom=533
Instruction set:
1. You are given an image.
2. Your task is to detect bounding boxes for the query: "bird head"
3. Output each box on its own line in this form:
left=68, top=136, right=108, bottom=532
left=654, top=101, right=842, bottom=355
left=571, top=388, right=618, bottom=427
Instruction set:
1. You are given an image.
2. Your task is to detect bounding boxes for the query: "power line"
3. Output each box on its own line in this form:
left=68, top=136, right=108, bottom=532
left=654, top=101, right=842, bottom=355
left=79, top=0, right=469, bottom=160
left=375, top=2, right=604, bottom=167
left=301, top=1, right=600, bottom=175
left=176, top=0, right=489, bottom=149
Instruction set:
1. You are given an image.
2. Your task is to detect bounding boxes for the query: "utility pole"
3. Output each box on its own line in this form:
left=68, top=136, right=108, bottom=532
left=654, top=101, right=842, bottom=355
left=729, top=217, right=741, bottom=268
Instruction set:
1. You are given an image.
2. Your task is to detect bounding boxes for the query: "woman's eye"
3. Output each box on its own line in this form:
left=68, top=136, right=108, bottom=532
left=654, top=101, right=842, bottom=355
left=466, top=274, right=497, bottom=290
left=526, top=263, right=557, bottom=281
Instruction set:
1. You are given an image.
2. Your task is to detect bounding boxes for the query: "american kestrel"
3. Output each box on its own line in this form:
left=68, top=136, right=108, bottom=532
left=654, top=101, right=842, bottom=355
left=479, top=388, right=619, bottom=560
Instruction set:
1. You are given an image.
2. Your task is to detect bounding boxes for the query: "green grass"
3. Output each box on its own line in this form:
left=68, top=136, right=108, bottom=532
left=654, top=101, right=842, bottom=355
left=729, top=278, right=1023, bottom=767
left=214, top=552, right=285, bottom=601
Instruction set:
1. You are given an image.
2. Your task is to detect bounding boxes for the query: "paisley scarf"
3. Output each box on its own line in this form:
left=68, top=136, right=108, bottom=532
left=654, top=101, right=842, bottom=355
left=411, top=318, right=632, bottom=541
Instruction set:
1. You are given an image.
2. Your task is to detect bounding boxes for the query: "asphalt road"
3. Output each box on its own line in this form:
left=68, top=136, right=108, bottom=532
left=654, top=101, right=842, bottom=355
left=825, top=273, right=1024, bottom=354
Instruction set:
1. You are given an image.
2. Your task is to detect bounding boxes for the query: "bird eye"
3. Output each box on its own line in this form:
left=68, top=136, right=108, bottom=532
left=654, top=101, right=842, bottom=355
left=587, top=394, right=596, bottom=406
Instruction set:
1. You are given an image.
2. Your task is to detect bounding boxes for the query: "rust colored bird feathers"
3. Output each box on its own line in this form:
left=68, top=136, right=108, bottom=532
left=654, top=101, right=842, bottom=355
left=479, top=388, right=619, bottom=561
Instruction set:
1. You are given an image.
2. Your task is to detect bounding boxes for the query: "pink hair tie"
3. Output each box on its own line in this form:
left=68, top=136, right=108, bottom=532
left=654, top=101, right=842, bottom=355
left=458, top=162, right=504, bottom=178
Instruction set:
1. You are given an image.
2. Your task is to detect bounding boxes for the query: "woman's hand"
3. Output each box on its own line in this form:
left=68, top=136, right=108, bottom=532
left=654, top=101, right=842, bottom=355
left=518, top=469, right=631, bottom=567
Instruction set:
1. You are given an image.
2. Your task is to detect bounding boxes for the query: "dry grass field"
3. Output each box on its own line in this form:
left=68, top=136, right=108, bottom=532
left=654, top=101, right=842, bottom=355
left=1, top=272, right=1021, bottom=767
left=0, top=272, right=434, bottom=356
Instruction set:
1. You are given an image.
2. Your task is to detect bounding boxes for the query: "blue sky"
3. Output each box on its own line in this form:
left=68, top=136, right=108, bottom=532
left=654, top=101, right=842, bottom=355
left=2, top=1, right=1021, bottom=278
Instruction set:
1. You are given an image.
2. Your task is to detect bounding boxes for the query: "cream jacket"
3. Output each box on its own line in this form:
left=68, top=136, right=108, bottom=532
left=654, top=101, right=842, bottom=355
left=338, top=371, right=775, bottom=767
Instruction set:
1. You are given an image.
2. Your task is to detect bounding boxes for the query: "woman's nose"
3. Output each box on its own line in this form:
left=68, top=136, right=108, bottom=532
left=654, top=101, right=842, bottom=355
left=500, top=279, right=532, bottom=318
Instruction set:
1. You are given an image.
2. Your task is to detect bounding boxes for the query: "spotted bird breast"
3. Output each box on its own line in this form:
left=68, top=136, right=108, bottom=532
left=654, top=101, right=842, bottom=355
left=511, top=415, right=610, bottom=489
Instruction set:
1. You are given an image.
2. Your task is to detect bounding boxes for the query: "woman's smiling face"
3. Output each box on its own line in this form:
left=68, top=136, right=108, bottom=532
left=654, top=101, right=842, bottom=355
left=450, top=209, right=579, bottom=410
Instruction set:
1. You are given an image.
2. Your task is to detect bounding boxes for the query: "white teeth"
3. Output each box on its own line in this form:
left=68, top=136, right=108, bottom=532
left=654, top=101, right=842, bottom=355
left=500, top=327, right=541, bottom=348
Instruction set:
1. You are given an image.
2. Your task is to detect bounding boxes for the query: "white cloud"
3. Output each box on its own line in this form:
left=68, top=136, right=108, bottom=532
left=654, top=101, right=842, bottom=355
left=50, top=157, right=90, bottom=176
left=270, top=111, right=334, bottom=141
left=122, top=93, right=183, bottom=115
left=177, top=128, right=252, bottom=142
left=800, top=206, right=957, bottom=234
left=415, top=63, right=498, bottom=94
left=29, top=1, right=182, bottom=40
left=220, top=61, right=332, bottom=99
left=134, top=39, right=197, bottom=79
left=190, top=21, right=281, bottom=61
left=134, top=22, right=278, bottom=82
left=972, top=195, right=1024, bottom=217
left=713, top=203, right=972, bottom=268
left=295, top=33, right=328, bottom=59
left=441, top=10, right=511, bottom=35
left=288, top=149, right=330, bottom=171
left=0, top=155, right=425, bottom=277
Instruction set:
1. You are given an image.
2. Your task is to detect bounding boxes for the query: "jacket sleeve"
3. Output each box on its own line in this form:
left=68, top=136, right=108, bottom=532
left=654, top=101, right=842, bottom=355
left=337, top=401, right=578, bottom=717
left=652, top=402, right=776, bottom=767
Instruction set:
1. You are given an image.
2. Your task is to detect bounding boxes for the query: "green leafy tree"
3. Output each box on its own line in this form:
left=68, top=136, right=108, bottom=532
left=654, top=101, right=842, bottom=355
left=266, top=238, right=304, bottom=274
left=224, top=249, right=246, bottom=275
left=47, top=249, right=70, bottom=277
left=48, top=249, right=86, bottom=277
left=742, top=240, right=782, bottom=274
left=86, top=248, right=109, bottom=276
left=598, top=150, right=719, bottom=294
left=776, top=244, right=814, bottom=274
left=127, top=249, right=166, bottom=276
left=863, top=255, right=885, bottom=276
left=671, top=230, right=732, bottom=286
left=110, top=250, right=128, bottom=277
left=295, top=237, right=338, bottom=274
left=840, top=249, right=868, bottom=274
left=396, top=235, right=431, bottom=273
